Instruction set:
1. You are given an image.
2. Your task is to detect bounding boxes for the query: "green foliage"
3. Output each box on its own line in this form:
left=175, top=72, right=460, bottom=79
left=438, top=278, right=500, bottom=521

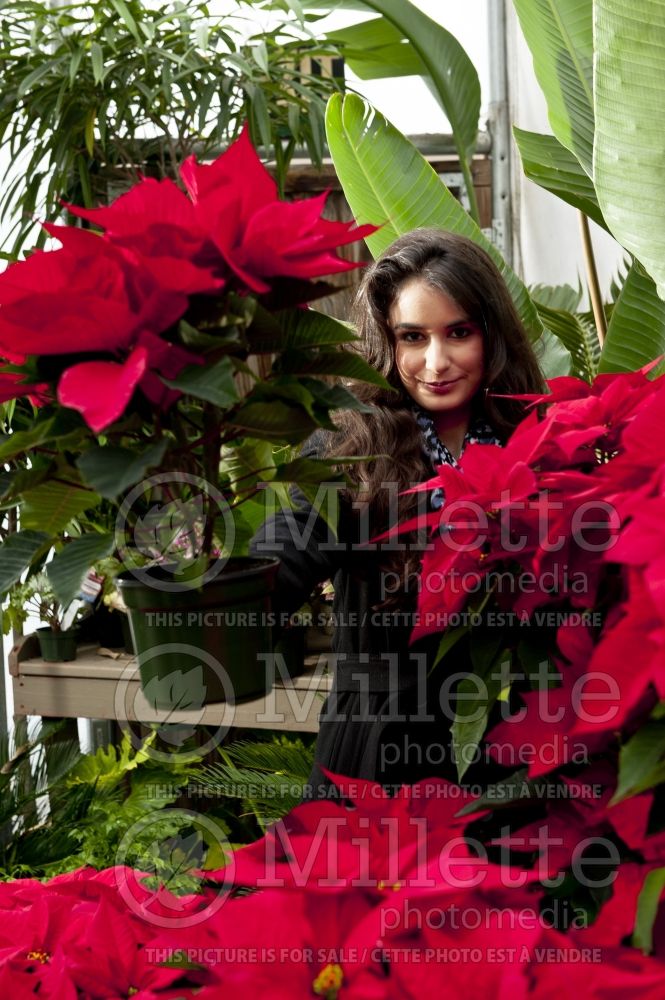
left=250, top=0, right=483, bottom=218
left=515, top=0, right=665, bottom=371
left=0, top=720, right=86, bottom=877
left=1, top=570, right=87, bottom=635
left=612, top=717, right=665, bottom=804
left=59, top=734, right=203, bottom=885
left=0, top=529, right=50, bottom=597
left=0, top=0, right=344, bottom=253
left=195, top=734, right=316, bottom=831
left=594, top=0, right=665, bottom=300
left=600, top=260, right=665, bottom=374
left=514, top=127, right=607, bottom=231
left=0, top=724, right=200, bottom=883
left=633, top=867, right=665, bottom=954
left=512, top=0, right=594, bottom=175
left=535, top=302, right=601, bottom=382
left=530, top=281, right=584, bottom=313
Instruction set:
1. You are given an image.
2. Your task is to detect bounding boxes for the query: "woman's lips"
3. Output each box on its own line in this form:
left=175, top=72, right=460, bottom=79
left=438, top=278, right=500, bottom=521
left=417, top=377, right=461, bottom=393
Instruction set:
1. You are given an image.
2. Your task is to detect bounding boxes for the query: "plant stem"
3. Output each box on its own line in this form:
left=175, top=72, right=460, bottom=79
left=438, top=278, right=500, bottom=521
left=201, top=403, right=221, bottom=559
left=579, top=211, right=607, bottom=347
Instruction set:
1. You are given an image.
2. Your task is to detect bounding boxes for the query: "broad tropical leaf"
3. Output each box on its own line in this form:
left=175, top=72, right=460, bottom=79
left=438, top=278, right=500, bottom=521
left=326, top=1, right=479, bottom=156
left=325, top=17, right=422, bottom=79
left=288, top=0, right=481, bottom=217
left=594, top=0, right=665, bottom=300
left=535, top=327, right=574, bottom=378
left=513, top=0, right=594, bottom=175
left=514, top=127, right=606, bottom=230
left=599, top=260, right=665, bottom=373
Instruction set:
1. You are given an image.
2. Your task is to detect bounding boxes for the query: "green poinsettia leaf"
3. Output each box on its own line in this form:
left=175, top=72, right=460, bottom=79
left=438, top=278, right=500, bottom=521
left=246, top=304, right=358, bottom=353
left=46, top=533, right=115, bottom=608
left=20, top=480, right=100, bottom=535
left=76, top=440, right=169, bottom=500
left=275, top=349, right=391, bottom=387
left=611, top=722, right=665, bottom=804
left=0, top=529, right=51, bottom=594
left=162, top=356, right=239, bottom=407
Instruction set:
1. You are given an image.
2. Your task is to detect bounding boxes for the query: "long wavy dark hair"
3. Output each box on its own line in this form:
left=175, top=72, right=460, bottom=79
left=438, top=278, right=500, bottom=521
left=324, top=228, right=546, bottom=607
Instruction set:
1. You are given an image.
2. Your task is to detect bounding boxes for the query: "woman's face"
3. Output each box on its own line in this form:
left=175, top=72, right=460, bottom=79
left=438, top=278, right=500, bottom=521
left=389, top=277, right=485, bottom=431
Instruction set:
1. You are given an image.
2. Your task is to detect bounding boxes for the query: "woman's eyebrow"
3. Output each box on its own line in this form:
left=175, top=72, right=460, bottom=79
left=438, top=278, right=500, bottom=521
left=393, top=318, right=471, bottom=330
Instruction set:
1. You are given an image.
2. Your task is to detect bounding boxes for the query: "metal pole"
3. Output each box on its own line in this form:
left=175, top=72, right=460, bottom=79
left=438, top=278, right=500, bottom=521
left=487, top=0, right=513, bottom=264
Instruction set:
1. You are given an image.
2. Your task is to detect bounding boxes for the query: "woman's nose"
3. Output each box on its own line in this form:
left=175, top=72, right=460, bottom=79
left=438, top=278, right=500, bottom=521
left=424, top=338, right=451, bottom=374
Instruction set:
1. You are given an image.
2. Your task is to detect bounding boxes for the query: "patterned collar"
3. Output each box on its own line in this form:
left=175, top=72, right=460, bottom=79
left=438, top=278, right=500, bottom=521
left=411, top=402, right=501, bottom=468
left=411, top=403, right=502, bottom=509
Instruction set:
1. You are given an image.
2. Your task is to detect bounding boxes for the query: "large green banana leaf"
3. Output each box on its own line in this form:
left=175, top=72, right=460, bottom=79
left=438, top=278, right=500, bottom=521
left=325, top=17, right=422, bottom=79
left=599, top=260, right=665, bottom=373
left=514, top=127, right=607, bottom=231
left=513, top=0, right=594, bottom=176
left=323, top=0, right=480, bottom=158
left=268, top=0, right=481, bottom=221
left=594, top=0, right=665, bottom=301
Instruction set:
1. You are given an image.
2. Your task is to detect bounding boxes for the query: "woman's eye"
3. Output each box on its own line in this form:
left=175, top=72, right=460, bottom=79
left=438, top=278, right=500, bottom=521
left=448, top=324, right=475, bottom=339
left=398, top=331, right=423, bottom=343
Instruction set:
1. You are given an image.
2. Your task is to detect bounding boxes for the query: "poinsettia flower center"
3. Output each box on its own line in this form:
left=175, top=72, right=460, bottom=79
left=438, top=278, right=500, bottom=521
left=377, top=880, right=402, bottom=891
left=26, top=948, right=50, bottom=964
left=312, top=962, right=343, bottom=998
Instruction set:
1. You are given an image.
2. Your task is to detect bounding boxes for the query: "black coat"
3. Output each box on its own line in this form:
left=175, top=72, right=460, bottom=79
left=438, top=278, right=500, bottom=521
left=250, top=433, right=499, bottom=797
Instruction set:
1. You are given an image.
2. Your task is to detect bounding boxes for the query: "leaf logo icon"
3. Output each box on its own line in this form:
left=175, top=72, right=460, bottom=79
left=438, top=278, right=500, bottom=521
left=133, top=495, right=205, bottom=562
left=142, top=665, right=208, bottom=716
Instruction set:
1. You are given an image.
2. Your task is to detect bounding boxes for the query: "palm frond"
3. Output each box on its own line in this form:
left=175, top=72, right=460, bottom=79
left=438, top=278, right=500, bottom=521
left=195, top=735, right=316, bottom=829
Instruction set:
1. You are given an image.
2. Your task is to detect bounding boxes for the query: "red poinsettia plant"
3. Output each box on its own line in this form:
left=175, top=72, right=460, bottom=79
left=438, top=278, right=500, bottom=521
left=406, top=365, right=664, bottom=766
left=388, top=363, right=665, bottom=965
left=1, top=770, right=664, bottom=998
left=0, top=125, right=382, bottom=604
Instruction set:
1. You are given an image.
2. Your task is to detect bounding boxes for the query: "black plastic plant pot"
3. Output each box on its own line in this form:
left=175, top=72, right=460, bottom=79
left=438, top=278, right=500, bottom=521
left=36, top=627, right=78, bottom=662
left=117, top=557, right=280, bottom=710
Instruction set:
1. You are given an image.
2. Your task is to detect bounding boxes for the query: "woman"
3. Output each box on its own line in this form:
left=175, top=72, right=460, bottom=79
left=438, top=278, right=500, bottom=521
left=251, top=229, right=545, bottom=796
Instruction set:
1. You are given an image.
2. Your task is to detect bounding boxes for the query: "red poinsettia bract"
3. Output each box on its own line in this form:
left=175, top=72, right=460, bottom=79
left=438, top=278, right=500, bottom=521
left=0, top=124, right=377, bottom=431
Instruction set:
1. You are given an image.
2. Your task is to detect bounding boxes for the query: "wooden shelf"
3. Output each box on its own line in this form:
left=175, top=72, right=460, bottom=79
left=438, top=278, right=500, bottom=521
left=9, top=634, right=332, bottom=733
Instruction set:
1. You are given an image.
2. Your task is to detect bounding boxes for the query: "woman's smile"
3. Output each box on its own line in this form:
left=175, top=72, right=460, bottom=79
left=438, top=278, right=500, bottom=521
left=417, top=377, right=462, bottom=390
